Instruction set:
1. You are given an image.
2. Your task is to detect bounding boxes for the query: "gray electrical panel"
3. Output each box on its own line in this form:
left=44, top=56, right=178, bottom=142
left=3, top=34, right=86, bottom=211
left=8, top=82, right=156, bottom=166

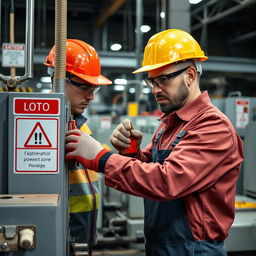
left=243, top=121, right=256, bottom=198
left=0, top=194, right=63, bottom=255
left=224, top=97, right=256, bottom=138
left=0, top=92, right=69, bottom=255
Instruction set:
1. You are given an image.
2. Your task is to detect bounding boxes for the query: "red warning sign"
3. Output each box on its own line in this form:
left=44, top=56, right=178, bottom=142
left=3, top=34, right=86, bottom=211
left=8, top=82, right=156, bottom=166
left=14, top=98, right=60, bottom=115
left=24, top=122, right=52, bottom=148
left=15, top=117, right=59, bottom=173
left=236, top=99, right=249, bottom=129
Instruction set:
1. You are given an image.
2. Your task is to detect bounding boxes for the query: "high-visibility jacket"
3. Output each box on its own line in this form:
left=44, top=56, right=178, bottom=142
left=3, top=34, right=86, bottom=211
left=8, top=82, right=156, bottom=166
left=69, top=114, right=99, bottom=244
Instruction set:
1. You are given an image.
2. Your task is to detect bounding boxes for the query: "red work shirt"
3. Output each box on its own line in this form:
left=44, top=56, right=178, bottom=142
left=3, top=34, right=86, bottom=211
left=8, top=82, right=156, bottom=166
left=103, top=91, right=244, bottom=241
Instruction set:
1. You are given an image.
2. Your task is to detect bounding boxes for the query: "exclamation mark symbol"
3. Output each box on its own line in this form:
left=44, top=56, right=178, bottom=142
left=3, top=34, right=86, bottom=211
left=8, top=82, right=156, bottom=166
left=35, top=133, right=38, bottom=144
left=39, top=133, right=42, bottom=144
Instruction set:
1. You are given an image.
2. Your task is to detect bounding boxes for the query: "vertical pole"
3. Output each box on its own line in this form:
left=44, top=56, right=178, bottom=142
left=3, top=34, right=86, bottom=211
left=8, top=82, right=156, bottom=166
left=135, top=0, right=143, bottom=102
left=10, top=0, right=15, bottom=78
left=25, top=0, right=34, bottom=80
left=167, top=0, right=190, bottom=32
left=161, top=0, right=167, bottom=30
left=0, top=0, right=2, bottom=43
left=53, top=0, right=67, bottom=94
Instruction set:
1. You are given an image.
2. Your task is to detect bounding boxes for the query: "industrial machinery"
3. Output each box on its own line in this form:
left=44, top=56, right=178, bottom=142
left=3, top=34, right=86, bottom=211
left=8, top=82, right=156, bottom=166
left=0, top=92, right=69, bottom=255
left=221, top=94, right=256, bottom=252
left=0, top=0, right=70, bottom=255
left=1, top=0, right=256, bottom=254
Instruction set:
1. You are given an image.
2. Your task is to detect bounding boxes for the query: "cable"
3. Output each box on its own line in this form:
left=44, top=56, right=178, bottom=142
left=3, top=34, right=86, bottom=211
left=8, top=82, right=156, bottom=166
left=69, top=118, right=97, bottom=256
left=84, top=169, right=97, bottom=256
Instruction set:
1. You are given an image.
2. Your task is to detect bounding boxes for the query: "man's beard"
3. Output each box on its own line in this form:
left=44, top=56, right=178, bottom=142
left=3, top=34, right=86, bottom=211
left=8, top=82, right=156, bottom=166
left=156, top=81, right=189, bottom=114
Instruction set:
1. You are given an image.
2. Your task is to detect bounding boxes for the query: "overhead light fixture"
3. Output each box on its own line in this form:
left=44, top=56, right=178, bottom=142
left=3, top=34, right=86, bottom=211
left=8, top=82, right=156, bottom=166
left=40, top=76, right=51, bottom=83
left=129, top=88, right=135, bottom=94
left=110, top=43, right=122, bottom=51
left=114, top=78, right=127, bottom=85
left=140, top=25, right=151, bottom=33
left=36, top=83, right=42, bottom=89
left=114, top=85, right=125, bottom=91
left=41, top=89, right=52, bottom=93
left=143, top=87, right=151, bottom=94
left=189, top=0, right=202, bottom=4
left=160, top=12, right=165, bottom=19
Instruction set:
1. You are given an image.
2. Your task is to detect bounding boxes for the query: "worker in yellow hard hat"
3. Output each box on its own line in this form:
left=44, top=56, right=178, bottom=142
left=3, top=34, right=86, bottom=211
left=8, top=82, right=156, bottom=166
left=65, top=29, right=244, bottom=256
left=45, top=39, right=111, bottom=253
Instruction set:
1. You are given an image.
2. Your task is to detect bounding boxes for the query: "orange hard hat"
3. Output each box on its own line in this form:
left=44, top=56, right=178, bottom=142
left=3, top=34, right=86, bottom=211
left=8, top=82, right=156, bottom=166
left=44, top=39, right=112, bottom=85
left=133, top=29, right=208, bottom=73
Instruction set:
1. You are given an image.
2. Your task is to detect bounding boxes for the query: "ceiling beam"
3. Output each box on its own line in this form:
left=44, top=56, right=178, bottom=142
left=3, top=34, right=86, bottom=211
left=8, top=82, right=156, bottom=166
left=192, top=0, right=256, bottom=31
left=228, top=30, right=256, bottom=44
left=96, top=0, right=127, bottom=28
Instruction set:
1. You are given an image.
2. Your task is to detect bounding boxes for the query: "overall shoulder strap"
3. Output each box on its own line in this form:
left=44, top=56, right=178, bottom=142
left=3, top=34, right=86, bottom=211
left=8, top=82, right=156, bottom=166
left=171, top=130, right=187, bottom=148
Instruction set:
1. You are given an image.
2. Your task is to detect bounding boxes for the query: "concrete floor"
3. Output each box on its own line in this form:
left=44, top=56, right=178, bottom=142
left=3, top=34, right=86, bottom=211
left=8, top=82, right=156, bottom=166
left=90, top=249, right=256, bottom=256
left=93, top=249, right=145, bottom=256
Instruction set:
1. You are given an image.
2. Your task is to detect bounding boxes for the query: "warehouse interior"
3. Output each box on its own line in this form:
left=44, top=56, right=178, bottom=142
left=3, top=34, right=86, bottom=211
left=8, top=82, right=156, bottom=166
left=1, top=0, right=256, bottom=108
left=1, top=0, right=256, bottom=256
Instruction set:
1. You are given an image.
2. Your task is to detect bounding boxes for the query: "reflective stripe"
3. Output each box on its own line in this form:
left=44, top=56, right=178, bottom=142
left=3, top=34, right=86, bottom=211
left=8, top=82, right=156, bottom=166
left=80, top=123, right=92, bottom=134
left=69, top=169, right=98, bottom=184
left=70, top=194, right=99, bottom=213
left=70, top=180, right=99, bottom=197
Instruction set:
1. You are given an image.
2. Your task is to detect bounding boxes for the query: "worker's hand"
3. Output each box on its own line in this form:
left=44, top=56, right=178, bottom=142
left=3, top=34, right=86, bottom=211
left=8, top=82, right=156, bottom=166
left=65, top=129, right=109, bottom=171
left=110, top=119, right=143, bottom=153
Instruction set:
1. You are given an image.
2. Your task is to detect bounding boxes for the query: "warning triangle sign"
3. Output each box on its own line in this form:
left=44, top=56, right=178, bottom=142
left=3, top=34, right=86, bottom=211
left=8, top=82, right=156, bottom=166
left=239, top=113, right=246, bottom=122
left=24, top=122, right=52, bottom=148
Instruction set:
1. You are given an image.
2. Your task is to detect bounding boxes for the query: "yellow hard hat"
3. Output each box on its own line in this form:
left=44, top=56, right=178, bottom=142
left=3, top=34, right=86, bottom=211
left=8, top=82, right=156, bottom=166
left=133, top=29, right=208, bottom=73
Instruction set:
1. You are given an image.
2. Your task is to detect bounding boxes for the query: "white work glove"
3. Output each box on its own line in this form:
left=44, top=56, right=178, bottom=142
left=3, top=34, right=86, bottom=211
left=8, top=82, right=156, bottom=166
left=110, top=119, right=143, bottom=154
left=65, top=129, right=109, bottom=171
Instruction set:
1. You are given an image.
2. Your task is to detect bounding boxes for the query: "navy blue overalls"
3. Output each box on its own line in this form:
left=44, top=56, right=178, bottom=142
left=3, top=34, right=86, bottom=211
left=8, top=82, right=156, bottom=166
left=143, top=129, right=227, bottom=256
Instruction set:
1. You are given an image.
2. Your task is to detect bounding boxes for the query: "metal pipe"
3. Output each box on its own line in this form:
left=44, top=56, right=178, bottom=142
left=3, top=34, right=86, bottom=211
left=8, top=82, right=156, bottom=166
left=42, top=0, right=47, bottom=47
left=35, top=0, right=42, bottom=48
left=0, top=0, right=34, bottom=87
left=191, top=0, right=218, bottom=16
left=24, top=0, right=34, bottom=80
left=156, top=0, right=160, bottom=32
left=16, top=0, right=34, bottom=84
left=0, top=0, right=2, bottom=43
left=161, top=0, right=167, bottom=30
left=228, top=30, right=256, bottom=44
left=16, top=0, right=34, bottom=83
left=4, top=4, right=8, bottom=42
left=10, top=0, right=16, bottom=79
left=53, top=0, right=67, bottom=93
left=135, top=0, right=143, bottom=102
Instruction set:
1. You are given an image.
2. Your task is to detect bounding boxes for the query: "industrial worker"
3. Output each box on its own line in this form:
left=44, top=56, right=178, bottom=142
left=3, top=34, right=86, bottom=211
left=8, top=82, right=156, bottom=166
left=44, top=39, right=112, bottom=248
left=65, top=29, right=244, bottom=255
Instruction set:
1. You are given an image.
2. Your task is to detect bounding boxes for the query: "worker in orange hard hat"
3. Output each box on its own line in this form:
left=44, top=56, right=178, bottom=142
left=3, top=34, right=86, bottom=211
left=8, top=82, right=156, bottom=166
left=65, top=30, right=244, bottom=255
left=45, top=39, right=111, bottom=114
left=44, top=39, right=111, bottom=250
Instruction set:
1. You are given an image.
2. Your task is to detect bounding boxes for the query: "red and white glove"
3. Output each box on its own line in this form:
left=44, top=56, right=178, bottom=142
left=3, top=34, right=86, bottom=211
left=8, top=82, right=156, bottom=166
left=65, top=129, right=109, bottom=171
left=110, top=119, right=143, bottom=154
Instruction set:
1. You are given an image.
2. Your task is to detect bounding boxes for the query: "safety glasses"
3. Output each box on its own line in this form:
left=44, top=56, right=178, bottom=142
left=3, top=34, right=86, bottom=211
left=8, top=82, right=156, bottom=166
left=66, top=78, right=100, bottom=94
left=144, top=66, right=190, bottom=89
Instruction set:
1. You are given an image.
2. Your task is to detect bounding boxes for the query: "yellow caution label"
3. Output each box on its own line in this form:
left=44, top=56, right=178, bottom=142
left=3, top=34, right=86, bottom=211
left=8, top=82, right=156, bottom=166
left=235, top=201, right=256, bottom=208
left=128, top=102, right=138, bottom=116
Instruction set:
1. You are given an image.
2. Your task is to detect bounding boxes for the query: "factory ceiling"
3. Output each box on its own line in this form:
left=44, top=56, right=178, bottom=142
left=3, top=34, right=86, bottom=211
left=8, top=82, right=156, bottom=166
left=0, top=0, right=256, bottom=98
left=1, top=0, right=255, bottom=56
